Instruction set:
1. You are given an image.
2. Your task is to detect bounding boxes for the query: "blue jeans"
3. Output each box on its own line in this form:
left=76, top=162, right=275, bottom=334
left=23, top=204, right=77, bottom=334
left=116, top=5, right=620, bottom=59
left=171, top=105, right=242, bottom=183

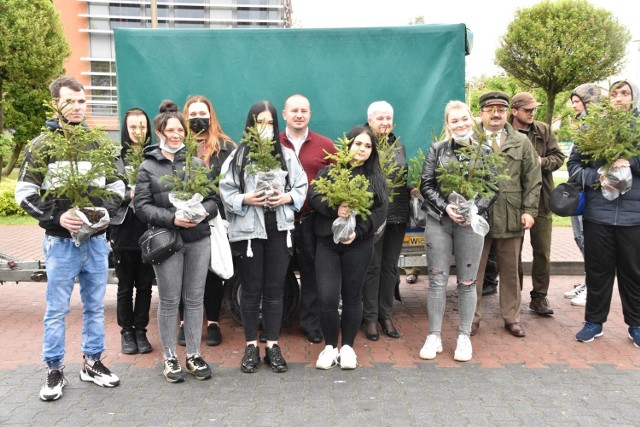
left=42, top=234, right=110, bottom=370
left=424, top=216, right=483, bottom=336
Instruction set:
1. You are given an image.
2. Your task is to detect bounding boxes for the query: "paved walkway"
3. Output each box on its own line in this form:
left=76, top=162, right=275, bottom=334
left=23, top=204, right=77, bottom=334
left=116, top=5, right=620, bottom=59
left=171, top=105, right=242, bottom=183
left=1, top=225, right=638, bottom=425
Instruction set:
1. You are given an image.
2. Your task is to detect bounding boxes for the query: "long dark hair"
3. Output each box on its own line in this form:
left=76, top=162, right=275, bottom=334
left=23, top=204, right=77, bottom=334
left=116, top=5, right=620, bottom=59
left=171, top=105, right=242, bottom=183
left=121, top=107, right=152, bottom=150
left=346, top=125, right=387, bottom=200
left=235, top=100, right=289, bottom=191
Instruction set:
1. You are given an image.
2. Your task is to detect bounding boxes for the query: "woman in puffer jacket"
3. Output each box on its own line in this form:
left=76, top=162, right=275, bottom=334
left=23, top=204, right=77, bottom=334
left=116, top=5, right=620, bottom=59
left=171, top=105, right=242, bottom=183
left=134, top=100, right=218, bottom=383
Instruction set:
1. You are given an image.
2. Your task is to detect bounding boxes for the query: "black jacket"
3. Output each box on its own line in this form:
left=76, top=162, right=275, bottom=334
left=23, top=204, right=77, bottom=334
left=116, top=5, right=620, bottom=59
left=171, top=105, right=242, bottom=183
left=134, top=146, right=218, bottom=243
left=308, top=165, right=388, bottom=241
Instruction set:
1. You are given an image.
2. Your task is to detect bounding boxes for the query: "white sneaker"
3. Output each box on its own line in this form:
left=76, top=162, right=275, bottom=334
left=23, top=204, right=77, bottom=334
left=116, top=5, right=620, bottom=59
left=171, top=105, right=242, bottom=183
left=564, top=283, right=586, bottom=299
left=315, top=345, right=339, bottom=370
left=454, top=334, right=473, bottom=362
left=419, top=334, right=443, bottom=360
left=79, top=358, right=120, bottom=387
left=338, top=345, right=357, bottom=370
left=571, top=286, right=587, bottom=306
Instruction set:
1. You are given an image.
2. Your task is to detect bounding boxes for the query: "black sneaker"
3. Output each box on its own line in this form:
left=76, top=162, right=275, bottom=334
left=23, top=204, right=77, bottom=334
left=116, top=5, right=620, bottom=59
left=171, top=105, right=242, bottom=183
left=240, top=344, right=260, bottom=373
left=186, top=355, right=212, bottom=380
left=135, top=329, right=153, bottom=354
left=264, top=344, right=288, bottom=373
left=177, top=325, right=186, bottom=346
left=163, top=357, right=186, bottom=383
left=121, top=330, right=138, bottom=355
left=39, top=367, right=67, bottom=401
left=79, top=358, right=120, bottom=387
left=206, top=323, right=222, bottom=346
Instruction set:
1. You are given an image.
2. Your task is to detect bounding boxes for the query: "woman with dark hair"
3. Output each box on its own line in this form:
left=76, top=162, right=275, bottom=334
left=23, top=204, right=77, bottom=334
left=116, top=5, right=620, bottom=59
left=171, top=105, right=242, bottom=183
left=219, top=100, right=307, bottom=374
left=174, top=95, right=236, bottom=347
left=135, top=100, right=218, bottom=383
left=309, top=125, right=388, bottom=370
left=110, top=108, right=156, bottom=355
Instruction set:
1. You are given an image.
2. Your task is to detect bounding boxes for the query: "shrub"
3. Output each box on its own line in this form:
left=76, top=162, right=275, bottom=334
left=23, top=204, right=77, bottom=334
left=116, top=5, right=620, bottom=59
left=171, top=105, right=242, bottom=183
left=0, top=190, right=26, bottom=216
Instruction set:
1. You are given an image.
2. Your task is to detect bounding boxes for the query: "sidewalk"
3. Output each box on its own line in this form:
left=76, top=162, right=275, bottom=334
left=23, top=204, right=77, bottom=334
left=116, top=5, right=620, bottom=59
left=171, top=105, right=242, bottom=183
left=1, top=224, right=638, bottom=425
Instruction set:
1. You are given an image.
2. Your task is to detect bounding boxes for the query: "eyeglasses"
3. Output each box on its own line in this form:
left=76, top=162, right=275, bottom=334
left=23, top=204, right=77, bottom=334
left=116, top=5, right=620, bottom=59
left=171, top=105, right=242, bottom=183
left=481, top=107, right=508, bottom=114
left=519, top=108, right=537, bottom=115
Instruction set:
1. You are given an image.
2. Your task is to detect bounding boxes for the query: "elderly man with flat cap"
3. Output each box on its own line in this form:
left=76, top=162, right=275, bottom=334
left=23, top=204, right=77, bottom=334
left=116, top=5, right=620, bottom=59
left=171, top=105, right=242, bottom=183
left=509, top=92, right=565, bottom=317
left=472, top=91, right=542, bottom=338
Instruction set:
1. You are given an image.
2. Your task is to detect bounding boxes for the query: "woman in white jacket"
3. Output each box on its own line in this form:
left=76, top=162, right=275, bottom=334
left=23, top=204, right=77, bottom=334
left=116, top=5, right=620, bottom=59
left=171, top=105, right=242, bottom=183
left=219, top=100, right=307, bottom=374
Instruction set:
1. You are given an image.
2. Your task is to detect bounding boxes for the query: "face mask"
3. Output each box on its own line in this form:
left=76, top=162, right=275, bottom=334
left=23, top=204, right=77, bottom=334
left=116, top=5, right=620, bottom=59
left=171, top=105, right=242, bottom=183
left=189, top=117, right=210, bottom=135
left=259, top=126, right=274, bottom=140
left=159, top=138, right=185, bottom=154
left=452, top=130, right=474, bottom=144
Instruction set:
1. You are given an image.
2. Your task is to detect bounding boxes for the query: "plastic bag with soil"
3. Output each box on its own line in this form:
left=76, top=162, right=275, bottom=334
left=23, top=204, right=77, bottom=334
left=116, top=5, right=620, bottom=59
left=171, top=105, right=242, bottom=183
left=447, top=191, right=489, bottom=236
left=169, top=192, right=207, bottom=224
left=331, top=212, right=356, bottom=244
left=598, top=165, right=632, bottom=201
left=71, top=207, right=111, bottom=245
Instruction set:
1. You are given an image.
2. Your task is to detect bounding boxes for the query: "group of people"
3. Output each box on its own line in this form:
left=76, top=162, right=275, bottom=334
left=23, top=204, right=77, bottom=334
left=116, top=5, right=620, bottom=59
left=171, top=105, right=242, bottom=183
left=14, top=75, right=640, bottom=403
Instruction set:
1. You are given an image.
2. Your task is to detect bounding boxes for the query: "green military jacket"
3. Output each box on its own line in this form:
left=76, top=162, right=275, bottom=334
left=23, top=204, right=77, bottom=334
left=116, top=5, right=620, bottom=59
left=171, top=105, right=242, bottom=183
left=486, top=123, right=542, bottom=239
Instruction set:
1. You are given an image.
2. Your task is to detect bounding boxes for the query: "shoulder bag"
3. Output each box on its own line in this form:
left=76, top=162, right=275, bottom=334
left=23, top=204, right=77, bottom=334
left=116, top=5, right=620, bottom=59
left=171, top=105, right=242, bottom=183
left=549, top=169, right=586, bottom=217
left=138, top=226, right=183, bottom=265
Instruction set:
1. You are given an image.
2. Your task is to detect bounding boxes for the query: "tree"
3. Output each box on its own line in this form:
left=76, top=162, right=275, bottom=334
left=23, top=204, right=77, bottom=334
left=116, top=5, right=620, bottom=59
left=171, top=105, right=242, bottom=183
left=0, top=0, right=70, bottom=176
left=495, top=0, right=629, bottom=126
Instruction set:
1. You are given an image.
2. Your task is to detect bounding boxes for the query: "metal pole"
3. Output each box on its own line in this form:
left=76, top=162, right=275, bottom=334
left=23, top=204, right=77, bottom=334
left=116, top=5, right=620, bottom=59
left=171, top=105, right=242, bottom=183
left=151, top=0, right=158, bottom=28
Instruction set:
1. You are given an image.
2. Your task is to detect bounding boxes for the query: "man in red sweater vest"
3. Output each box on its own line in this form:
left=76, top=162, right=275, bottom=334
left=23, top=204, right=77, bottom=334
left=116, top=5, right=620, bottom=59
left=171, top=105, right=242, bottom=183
left=280, top=94, right=337, bottom=344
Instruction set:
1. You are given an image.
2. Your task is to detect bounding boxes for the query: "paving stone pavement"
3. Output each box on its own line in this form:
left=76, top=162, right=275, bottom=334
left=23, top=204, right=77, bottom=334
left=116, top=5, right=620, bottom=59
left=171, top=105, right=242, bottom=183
left=1, top=225, right=639, bottom=425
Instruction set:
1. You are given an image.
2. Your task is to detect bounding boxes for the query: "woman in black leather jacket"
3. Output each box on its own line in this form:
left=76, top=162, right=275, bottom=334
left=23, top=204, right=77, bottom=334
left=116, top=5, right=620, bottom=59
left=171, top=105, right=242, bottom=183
left=134, top=101, right=218, bottom=383
left=418, top=100, right=495, bottom=363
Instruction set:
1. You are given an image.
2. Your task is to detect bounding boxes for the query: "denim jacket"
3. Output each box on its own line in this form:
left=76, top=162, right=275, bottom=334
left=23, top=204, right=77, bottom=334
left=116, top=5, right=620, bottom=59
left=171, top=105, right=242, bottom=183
left=219, top=146, right=307, bottom=243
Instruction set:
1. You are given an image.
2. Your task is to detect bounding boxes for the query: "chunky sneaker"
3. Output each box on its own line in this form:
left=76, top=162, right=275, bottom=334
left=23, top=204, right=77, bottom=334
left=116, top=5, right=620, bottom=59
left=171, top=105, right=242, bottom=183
left=163, top=357, right=186, bottom=383
left=264, top=344, right=288, bottom=373
left=241, top=344, right=260, bottom=373
left=564, top=283, right=586, bottom=299
left=629, top=326, right=640, bottom=348
left=338, top=345, right=357, bottom=370
left=454, top=334, right=473, bottom=362
left=575, top=322, right=603, bottom=343
left=39, top=367, right=67, bottom=401
left=419, top=334, right=443, bottom=360
left=186, top=355, right=212, bottom=380
left=121, top=330, right=138, bottom=355
left=571, top=286, right=587, bottom=307
left=316, top=345, right=339, bottom=370
left=79, top=358, right=120, bottom=387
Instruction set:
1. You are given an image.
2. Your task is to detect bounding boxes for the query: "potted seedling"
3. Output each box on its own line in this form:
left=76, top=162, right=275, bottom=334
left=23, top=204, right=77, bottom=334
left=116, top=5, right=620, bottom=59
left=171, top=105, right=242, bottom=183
left=241, top=122, right=286, bottom=201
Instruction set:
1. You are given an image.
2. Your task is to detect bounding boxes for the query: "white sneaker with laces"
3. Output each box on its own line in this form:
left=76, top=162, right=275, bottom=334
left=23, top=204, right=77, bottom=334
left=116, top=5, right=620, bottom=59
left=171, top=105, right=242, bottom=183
left=454, top=334, right=473, bottom=362
left=79, top=358, right=120, bottom=387
left=564, top=283, right=586, bottom=299
left=338, top=345, right=357, bottom=370
left=419, top=334, right=442, bottom=360
left=571, top=286, right=587, bottom=306
left=315, top=345, right=339, bottom=370
left=39, top=367, right=68, bottom=401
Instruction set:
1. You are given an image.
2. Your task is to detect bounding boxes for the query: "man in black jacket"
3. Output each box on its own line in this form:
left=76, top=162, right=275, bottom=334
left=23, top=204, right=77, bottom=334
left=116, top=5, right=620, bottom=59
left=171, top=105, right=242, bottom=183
left=15, top=76, right=125, bottom=401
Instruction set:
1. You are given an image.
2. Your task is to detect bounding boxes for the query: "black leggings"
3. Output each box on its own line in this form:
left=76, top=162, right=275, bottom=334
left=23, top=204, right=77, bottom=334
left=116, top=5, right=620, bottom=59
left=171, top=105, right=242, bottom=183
left=231, top=212, right=290, bottom=342
left=316, top=235, right=374, bottom=347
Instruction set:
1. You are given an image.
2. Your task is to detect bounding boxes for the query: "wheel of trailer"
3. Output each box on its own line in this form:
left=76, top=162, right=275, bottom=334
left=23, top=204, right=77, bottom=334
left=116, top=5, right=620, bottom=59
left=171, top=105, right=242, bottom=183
left=223, top=269, right=300, bottom=326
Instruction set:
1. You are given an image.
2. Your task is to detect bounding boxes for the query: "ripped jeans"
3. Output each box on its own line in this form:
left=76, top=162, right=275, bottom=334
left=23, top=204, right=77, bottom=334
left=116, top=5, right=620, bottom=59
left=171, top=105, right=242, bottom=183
left=424, top=215, right=484, bottom=336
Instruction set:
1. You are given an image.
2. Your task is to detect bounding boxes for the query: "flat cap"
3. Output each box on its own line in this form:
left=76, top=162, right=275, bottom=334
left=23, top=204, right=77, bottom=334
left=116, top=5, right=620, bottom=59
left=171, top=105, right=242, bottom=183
left=479, top=91, right=510, bottom=108
left=511, top=92, right=542, bottom=109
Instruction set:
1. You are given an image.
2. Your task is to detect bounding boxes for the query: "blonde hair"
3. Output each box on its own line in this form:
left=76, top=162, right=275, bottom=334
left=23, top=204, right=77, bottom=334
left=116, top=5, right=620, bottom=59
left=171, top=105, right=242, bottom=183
left=443, top=100, right=473, bottom=141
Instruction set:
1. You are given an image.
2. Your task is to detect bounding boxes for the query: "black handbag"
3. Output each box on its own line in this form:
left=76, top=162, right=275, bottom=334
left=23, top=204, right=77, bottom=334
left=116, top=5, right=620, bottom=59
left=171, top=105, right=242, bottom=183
left=138, top=226, right=183, bottom=265
left=549, top=170, right=586, bottom=217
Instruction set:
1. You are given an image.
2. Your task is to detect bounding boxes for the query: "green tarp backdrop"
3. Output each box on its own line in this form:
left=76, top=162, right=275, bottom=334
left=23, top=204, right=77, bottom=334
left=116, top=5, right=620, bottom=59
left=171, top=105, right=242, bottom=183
left=114, top=24, right=469, bottom=159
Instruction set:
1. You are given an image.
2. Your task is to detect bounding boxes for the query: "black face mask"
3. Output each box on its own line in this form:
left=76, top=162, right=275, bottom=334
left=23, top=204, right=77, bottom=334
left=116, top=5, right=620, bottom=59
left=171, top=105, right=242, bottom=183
left=189, top=117, right=210, bottom=135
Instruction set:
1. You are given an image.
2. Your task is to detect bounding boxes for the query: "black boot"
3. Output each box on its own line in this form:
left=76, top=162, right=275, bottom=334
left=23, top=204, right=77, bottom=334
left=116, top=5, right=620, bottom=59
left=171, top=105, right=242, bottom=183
left=121, top=330, right=138, bottom=354
left=135, top=329, right=153, bottom=354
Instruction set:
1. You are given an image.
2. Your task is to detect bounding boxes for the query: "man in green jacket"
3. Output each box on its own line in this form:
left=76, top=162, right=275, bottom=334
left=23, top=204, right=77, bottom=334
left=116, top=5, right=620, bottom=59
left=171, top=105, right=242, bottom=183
left=509, top=92, right=565, bottom=316
left=472, top=91, right=542, bottom=338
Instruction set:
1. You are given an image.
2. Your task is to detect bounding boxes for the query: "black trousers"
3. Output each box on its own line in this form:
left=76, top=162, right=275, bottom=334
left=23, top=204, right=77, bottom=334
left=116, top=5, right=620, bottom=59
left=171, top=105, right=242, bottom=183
left=362, top=222, right=406, bottom=322
left=291, top=212, right=320, bottom=332
left=114, top=250, right=155, bottom=333
left=583, top=220, right=640, bottom=326
left=316, top=235, right=374, bottom=347
left=231, top=211, right=291, bottom=342
left=179, top=270, right=224, bottom=322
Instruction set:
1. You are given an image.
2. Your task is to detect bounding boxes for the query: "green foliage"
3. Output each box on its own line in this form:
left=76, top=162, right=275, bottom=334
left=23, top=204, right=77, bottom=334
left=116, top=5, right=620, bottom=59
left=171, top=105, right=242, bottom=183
left=435, top=123, right=508, bottom=200
left=407, top=147, right=427, bottom=189
left=312, top=135, right=373, bottom=220
left=374, top=130, right=406, bottom=202
left=495, top=0, right=630, bottom=125
left=122, top=131, right=149, bottom=186
left=0, top=0, right=70, bottom=175
left=0, top=191, right=25, bottom=216
left=31, top=103, right=121, bottom=209
left=241, top=123, right=281, bottom=175
left=572, top=101, right=640, bottom=175
left=160, top=131, right=217, bottom=200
